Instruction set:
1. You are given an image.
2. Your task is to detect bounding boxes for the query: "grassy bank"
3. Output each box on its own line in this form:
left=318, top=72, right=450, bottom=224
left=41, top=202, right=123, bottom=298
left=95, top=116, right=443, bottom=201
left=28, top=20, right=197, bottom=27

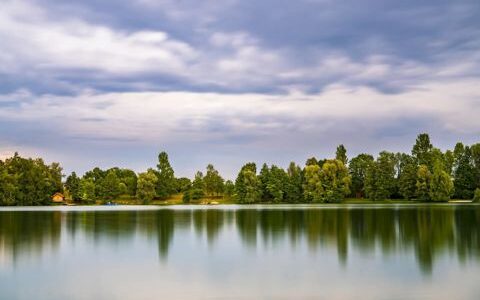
left=73, top=195, right=474, bottom=206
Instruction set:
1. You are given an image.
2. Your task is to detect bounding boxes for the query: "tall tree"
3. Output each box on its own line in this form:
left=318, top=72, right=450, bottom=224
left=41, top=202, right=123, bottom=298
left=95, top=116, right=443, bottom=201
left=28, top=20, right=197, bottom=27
left=191, top=171, right=205, bottom=200
left=412, top=133, right=433, bottom=169
left=204, top=164, right=224, bottom=196
left=365, top=152, right=396, bottom=200
left=453, top=146, right=476, bottom=199
left=285, top=162, right=303, bottom=203
left=303, top=164, right=322, bottom=202
left=223, top=180, right=235, bottom=199
left=470, top=143, right=480, bottom=188
left=101, top=170, right=121, bottom=200
left=266, top=165, right=288, bottom=203
left=80, top=178, right=96, bottom=202
left=319, top=159, right=351, bottom=203
left=136, top=169, right=158, bottom=204
left=258, top=163, right=272, bottom=202
left=156, top=151, right=176, bottom=199
left=235, top=163, right=261, bottom=203
left=65, top=172, right=81, bottom=201
left=335, top=144, right=348, bottom=165
left=397, top=154, right=418, bottom=200
left=416, top=165, right=431, bottom=201
left=349, top=154, right=374, bottom=198
left=429, top=161, right=453, bottom=202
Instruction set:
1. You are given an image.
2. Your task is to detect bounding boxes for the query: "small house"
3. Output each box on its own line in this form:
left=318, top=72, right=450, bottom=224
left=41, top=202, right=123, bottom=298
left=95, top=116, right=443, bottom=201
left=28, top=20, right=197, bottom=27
left=52, top=192, right=65, bottom=203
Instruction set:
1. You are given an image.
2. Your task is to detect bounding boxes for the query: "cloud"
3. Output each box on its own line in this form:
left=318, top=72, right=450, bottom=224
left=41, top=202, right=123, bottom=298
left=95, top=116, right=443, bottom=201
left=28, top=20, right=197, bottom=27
left=2, top=0, right=479, bottom=95
left=1, top=0, right=479, bottom=176
left=1, top=79, right=479, bottom=149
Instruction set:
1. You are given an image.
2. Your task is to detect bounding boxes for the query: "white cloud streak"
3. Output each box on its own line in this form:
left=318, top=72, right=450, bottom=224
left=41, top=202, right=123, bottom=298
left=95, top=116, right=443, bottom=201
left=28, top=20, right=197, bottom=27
left=1, top=79, right=479, bottom=145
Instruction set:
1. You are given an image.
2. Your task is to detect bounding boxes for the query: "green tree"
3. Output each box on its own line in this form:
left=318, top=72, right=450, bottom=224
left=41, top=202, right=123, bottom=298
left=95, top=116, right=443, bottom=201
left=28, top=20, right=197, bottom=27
left=136, top=169, right=158, bottom=204
left=175, top=177, right=192, bottom=193
left=416, top=165, right=431, bottom=201
left=266, top=165, right=288, bottom=203
left=191, top=171, right=205, bottom=200
left=101, top=170, right=121, bottom=200
left=80, top=178, right=96, bottom=202
left=453, top=146, right=476, bottom=199
left=412, top=133, right=433, bottom=169
left=223, top=180, right=235, bottom=199
left=398, top=154, right=418, bottom=200
left=365, top=152, right=396, bottom=200
left=429, top=161, right=453, bottom=202
left=305, top=157, right=319, bottom=166
left=156, top=151, right=176, bottom=199
left=235, top=163, right=261, bottom=203
left=285, top=162, right=303, bottom=203
left=349, top=153, right=374, bottom=198
left=470, top=143, right=480, bottom=188
left=258, top=163, right=272, bottom=202
left=303, top=164, right=322, bottom=202
left=204, top=164, right=224, bottom=196
left=320, top=159, right=351, bottom=203
left=65, top=172, right=81, bottom=201
left=335, top=144, right=348, bottom=165
left=473, top=188, right=480, bottom=202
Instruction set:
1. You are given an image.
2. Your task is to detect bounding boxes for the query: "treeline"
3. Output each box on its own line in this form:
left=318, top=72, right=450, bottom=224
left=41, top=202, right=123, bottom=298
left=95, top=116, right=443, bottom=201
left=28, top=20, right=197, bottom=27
left=1, top=133, right=480, bottom=205
left=233, top=134, right=480, bottom=203
left=0, top=153, right=63, bottom=205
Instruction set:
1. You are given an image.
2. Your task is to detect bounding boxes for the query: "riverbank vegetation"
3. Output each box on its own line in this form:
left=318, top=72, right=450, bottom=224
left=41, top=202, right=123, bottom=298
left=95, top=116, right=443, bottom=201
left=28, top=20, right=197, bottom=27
left=1, top=133, right=480, bottom=205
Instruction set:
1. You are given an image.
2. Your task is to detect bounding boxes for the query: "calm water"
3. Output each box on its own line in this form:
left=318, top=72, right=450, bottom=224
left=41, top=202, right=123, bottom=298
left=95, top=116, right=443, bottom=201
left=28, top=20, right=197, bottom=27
left=1, top=204, right=480, bottom=300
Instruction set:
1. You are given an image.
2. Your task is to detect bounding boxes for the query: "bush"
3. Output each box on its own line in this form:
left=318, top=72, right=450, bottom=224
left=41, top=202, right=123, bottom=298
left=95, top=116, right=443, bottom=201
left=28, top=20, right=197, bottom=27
left=473, top=188, right=480, bottom=203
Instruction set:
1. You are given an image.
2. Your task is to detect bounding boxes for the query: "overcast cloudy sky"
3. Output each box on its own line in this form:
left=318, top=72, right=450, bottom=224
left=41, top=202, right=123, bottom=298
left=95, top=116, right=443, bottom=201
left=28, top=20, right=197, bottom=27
left=1, top=0, right=479, bottom=178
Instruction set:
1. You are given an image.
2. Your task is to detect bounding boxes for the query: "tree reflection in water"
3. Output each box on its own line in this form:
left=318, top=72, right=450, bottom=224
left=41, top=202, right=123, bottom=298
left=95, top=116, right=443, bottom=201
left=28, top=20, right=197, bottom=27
left=0, top=206, right=479, bottom=273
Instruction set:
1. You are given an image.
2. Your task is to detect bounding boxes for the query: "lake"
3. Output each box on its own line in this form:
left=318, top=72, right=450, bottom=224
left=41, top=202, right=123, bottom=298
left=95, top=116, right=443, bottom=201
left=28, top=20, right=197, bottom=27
left=1, top=204, right=480, bottom=299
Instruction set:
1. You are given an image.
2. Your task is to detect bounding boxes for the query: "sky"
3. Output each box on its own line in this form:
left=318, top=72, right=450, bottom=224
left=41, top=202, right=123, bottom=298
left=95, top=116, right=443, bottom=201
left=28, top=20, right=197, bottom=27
left=0, top=0, right=479, bottom=179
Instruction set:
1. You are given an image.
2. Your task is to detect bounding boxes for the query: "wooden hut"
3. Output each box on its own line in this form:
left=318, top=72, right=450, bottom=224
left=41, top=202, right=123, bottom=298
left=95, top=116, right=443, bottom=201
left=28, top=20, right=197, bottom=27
left=52, top=192, right=65, bottom=203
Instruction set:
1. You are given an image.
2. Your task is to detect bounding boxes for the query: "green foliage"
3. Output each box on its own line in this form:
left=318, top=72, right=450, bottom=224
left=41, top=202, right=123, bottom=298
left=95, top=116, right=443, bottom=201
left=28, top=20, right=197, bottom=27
left=156, top=151, right=176, bottom=199
left=349, top=153, right=374, bottom=198
left=305, top=157, right=319, bottom=166
left=412, top=133, right=433, bottom=169
left=453, top=146, right=476, bottom=199
left=429, top=161, right=453, bottom=202
left=204, top=164, right=224, bottom=196
left=398, top=154, right=418, bottom=200
left=182, top=189, right=191, bottom=203
left=79, top=178, right=96, bottom=202
left=303, top=164, right=322, bottom=202
left=473, top=188, right=480, bottom=202
left=365, top=151, right=396, bottom=201
left=223, top=180, right=235, bottom=198
left=319, top=159, right=351, bottom=203
left=416, top=165, right=431, bottom=201
left=0, top=153, right=63, bottom=206
left=190, top=171, right=205, bottom=200
left=285, top=162, right=303, bottom=203
left=65, top=172, right=81, bottom=201
left=258, top=163, right=272, bottom=201
left=136, top=169, right=158, bottom=204
left=303, top=160, right=350, bottom=203
left=443, top=150, right=454, bottom=176
left=100, top=170, right=121, bottom=200
left=235, top=163, right=261, bottom=203
left=470, top=143, right=480, bottom=188
left=175, top=177, right=192, bottom=193
left=266, top=165, right=289, bottom=203
left=335, top=144, right=348, bottom=165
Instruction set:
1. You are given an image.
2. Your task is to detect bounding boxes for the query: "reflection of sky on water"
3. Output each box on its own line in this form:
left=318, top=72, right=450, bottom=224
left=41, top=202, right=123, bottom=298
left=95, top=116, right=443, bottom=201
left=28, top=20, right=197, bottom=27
left=1, top=205, right=480, bottom=299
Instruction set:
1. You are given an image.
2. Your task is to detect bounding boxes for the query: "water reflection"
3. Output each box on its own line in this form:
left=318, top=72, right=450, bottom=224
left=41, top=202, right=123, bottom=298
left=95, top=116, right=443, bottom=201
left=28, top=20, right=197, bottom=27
left=1, top=206, right=479, bottom=274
